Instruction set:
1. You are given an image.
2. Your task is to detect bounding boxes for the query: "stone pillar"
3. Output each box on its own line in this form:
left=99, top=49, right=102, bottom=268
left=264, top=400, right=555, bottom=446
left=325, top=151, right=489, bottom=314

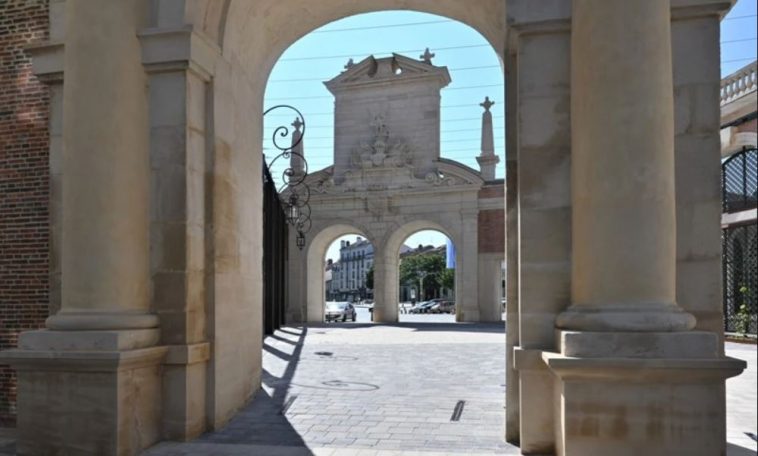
left=0, top=1, right=167, bottom=454
left=546, top=1, right=745, bottom=454
left=507, top=9, right=572, bottom=452
left=477, top=253, right=504, bottom=322
left=557, top=0, right=695, bottom=332
left=373, top=242, right=398, bottom=323
left=503, top=48, right=520, bottom=445
left=139, top=26, right=219, bottom=440
left=457, top=211, right=480, bottom=322
left=671, top=3, right=729, bottom=350
left=477, top=96, right=500, bottom=181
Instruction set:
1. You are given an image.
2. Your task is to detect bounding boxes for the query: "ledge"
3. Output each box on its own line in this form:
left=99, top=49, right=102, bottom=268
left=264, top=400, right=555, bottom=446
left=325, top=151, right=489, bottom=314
left=513, top=347, right=549, bottom=371
left=0, top=346, right=168, bottom=372
left=25, top=40, right=64, bottom=83
left=165, top=342, right=210, bottom=365
left=542, top=351, right=746, bottom=383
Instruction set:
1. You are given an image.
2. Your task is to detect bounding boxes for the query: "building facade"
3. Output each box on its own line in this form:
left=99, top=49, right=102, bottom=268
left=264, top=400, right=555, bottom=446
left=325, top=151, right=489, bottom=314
left=326, top=237, right=377, bottom=301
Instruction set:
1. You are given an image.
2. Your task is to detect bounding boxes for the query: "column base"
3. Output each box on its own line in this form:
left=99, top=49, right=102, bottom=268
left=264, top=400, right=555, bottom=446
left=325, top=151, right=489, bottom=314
left=458, top=309, right=481, bottom=322
left=0, top=330, right=167, bottom=456
left=162, top=343, right=210, bottom=440
left=556, top=303, right=696, bottom=332
left=542, top=330, right=745, bottom=456
left=372, top=307, right=397, bottom=323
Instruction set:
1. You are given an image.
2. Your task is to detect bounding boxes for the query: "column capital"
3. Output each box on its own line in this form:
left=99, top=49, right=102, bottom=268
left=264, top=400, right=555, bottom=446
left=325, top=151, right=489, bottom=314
left=138, top=26, right=220, bottom=80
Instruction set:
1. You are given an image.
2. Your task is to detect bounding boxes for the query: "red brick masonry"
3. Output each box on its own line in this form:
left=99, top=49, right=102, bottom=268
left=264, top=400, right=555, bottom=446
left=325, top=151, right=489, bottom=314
left=0, top=0, right=50, bottom=426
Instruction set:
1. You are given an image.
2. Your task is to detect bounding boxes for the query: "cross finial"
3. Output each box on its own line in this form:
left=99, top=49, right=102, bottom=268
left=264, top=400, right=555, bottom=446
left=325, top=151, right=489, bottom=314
left=292, top=117, right=303, bottom=131
left=420, top=48, right=435, bottom=64
left=344, top=58, right=355, bottom=70
left=480, top=96, right=495, bottom=112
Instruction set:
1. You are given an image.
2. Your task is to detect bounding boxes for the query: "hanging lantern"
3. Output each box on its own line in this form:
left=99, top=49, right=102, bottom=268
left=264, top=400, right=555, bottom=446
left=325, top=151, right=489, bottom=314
left=263, top=104, right=313, bottom=249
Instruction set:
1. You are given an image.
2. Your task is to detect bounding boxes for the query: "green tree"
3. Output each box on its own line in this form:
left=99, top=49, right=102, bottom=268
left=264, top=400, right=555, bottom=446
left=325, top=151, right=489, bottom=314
left=399, top=253, right=446, bottom=299
left=439, top=268, right=455, bottom=291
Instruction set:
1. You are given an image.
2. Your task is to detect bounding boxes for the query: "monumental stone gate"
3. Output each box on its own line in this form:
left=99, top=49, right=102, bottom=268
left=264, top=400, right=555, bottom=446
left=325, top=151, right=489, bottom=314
left=285, top=53, right=505, bottom=324
left=0, top=1, right=747, bottom=455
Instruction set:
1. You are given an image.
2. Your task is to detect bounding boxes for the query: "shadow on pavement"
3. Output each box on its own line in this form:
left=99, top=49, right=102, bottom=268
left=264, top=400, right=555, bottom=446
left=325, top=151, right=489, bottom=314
left=728, top=442, right=758, bottom=456
left=196, top=327, right=314, bottom=454
left=306, top=321, right=505, bottom=334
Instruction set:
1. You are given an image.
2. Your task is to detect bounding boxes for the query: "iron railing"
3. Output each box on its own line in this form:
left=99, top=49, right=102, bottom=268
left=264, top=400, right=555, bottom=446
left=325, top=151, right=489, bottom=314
left=722, top=223, right=758, bottom=335
left=722, top=147, right=757, bottom=213
left=263, top=162, right=288, bottom=335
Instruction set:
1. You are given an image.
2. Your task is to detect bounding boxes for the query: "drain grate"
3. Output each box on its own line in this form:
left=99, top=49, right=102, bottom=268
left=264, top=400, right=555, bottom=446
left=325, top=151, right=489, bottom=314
left=280, top=395, right=297, bottom=415
left=450, top=400, right=466, bottom=421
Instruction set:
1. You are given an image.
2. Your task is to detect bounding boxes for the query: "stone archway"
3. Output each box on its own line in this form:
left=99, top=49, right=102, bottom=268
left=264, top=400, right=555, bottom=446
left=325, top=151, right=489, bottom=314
left=302, top=223, right=377, bottom=323
left=379, top=220, right=465, bottom=322
left=0, top=1, right=746, bottom=455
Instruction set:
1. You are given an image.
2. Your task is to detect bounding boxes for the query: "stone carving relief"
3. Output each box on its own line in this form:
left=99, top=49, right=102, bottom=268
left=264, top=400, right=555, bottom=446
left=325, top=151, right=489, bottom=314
left=425, top=171, right=458, bottom=186
left=351, top=114, right=413, bottom=170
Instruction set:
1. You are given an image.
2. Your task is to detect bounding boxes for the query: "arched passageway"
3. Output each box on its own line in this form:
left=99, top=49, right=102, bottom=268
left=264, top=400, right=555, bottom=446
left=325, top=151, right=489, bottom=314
left=0, top=2, right=744, bottom=456
left=303, top=224, right=376, bottom=322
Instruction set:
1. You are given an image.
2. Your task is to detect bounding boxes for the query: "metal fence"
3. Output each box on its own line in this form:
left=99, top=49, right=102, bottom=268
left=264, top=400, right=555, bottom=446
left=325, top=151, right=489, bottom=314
left=263, top=162, right=288, bottom=336
left=722, top=223, right=757, bottom=334
left=721, top=147, right=757, bottom=334
left=722, top=147, right=757, bottom=213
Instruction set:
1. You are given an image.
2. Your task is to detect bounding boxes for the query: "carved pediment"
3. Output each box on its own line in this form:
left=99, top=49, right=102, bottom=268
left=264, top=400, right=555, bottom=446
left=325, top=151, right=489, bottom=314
left=324, top=53, right=451, bottom=92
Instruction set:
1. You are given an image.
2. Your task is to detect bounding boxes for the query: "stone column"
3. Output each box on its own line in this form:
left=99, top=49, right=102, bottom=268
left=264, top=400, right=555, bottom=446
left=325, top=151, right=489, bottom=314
left=545, top=2, right=745, bottom=455
left=373, top=242, right=398, bottom=323
left=458, top=211, right=480, bottom=322
left=477, top=253, right=504, bottom=322
left=0, top=2, right=167, bottom=454
left=557, top=0, right=695, bottom=332
left=477, top=96, right=500, bottom=181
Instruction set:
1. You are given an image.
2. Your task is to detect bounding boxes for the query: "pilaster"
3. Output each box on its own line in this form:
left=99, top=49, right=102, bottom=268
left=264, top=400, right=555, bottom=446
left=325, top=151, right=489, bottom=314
left=139, top=25, right=220, bottom=441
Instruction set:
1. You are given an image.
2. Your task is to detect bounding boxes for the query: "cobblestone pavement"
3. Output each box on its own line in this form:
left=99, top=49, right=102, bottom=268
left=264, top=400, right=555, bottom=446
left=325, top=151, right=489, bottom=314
left=147, top=322, right=519, bottom=455
left=1, top=323, right=754, bottom=455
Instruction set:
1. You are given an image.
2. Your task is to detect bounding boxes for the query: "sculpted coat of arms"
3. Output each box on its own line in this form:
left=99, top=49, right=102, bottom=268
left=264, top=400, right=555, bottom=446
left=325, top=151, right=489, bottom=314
left=352, top=114, right=413, bottom=169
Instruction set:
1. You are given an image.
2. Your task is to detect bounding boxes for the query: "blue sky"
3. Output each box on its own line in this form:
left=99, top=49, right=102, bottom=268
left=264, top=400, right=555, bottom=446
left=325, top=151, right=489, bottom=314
left=263, top=2, right=757, bottom=262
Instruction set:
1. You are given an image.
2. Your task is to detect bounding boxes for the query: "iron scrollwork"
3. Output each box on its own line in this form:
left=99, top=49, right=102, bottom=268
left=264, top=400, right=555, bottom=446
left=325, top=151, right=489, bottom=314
left=263, top=104, right=312, bottom=249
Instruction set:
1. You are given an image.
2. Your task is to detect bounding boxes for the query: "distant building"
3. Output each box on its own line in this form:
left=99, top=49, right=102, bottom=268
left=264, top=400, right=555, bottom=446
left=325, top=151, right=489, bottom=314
left=326, top=237, right=388, bottom=301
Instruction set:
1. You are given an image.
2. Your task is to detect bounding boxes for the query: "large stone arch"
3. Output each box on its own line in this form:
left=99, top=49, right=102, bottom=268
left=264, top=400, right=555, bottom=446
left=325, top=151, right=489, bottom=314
left=2, top=2, right=744, bottom=456
left=302, top=222, right=377, bottom=323
left=377, top=219, right=467, bottom=322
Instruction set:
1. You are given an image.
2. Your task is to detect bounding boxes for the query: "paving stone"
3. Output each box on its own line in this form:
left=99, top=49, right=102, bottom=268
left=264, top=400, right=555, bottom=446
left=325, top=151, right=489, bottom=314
left=139, top=324, right=756, bottom=456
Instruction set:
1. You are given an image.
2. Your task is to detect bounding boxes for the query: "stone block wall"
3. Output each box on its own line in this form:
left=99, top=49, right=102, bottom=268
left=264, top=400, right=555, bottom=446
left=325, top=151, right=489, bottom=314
left=0, top=0, right=50, bottom=426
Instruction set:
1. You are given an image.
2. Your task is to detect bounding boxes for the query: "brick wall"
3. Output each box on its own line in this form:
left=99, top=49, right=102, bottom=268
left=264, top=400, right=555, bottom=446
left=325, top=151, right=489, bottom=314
left=0, top=0, right=50, bottom=426
left=478, top=209, right=505, bottom=253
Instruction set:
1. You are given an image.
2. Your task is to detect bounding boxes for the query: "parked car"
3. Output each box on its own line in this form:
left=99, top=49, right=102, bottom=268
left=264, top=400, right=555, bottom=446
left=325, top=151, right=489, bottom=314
left=408, top=301, right=429, bottom=314
left=409, top=300, right=437, bottom=314
left=431, top=300, right=455, bottom=314
left=324, top=301, right=357, bottom=322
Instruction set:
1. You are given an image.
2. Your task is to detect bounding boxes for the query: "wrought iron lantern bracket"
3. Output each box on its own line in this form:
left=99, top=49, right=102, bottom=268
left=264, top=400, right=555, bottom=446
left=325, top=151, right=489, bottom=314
left=263, top=104, right=312, bottom=249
